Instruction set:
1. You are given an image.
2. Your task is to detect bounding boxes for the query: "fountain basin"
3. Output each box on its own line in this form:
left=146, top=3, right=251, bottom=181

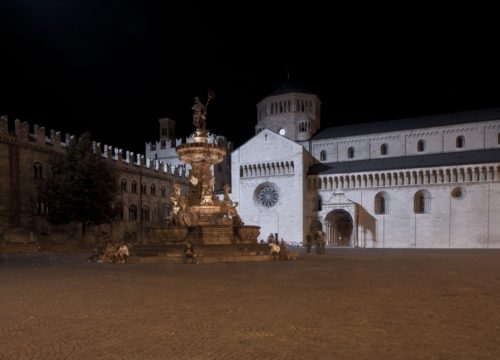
left=236, top=226, right=261, bottom=243
left=147, top=226, right=189, bottom=243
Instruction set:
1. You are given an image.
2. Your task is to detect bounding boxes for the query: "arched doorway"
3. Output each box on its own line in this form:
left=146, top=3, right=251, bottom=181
left=326, top=210, right=353, bottom=246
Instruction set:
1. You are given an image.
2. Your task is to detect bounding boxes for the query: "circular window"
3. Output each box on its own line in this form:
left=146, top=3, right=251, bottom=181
left=257, top=185, right=279, bottom=207
left=278, top=128, right=286, bottom=136
left=451, top=187, right=466, bottom=199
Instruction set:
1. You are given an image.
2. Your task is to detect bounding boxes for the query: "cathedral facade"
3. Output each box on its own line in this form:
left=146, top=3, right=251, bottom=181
left=231, top=81, right=500, bottom=248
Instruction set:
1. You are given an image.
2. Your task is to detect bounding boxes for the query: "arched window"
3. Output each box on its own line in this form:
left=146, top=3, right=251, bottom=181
left=161, top=186, right=166, bottom=197
left=142, top=206, right=150, bottom=221
left=150, top=184, right=156, bottom=196
left=380, top=144, right=388, bottom=156
left=320, top=150, right=327, bottom=161
left=120, top=179, right=127, bottom=192
left=128, top=205, right=138, bottom=220
left=35, top=198, right=48, bottom=215
left=141, top=183, right=147, bottom=194
left=417, top=140, right=425, bottom=152
left=414, top=190, right=431, bottom=214
left=347, top=147, right=355, bottom=159
left=456, top=136, right=465, bottom=148
left=131, top=181, right=138, bottom=193
left=498, top=133, right=500, bottom=145
left=116, top=202, right=124, bottom=220
left=375, top=192, right=390, bottom=214
left=33, top=162, right=43, bottom=179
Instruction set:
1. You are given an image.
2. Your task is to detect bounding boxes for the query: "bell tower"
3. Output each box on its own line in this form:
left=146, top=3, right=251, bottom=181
left=255, top=80, right=321, bottom=141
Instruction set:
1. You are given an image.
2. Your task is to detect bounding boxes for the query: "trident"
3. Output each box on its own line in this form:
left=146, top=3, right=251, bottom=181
left=205, top=90, right=215, bottom=110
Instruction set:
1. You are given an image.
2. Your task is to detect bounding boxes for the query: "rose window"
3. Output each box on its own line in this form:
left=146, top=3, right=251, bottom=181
left=257, top=186, right=279, bottom=207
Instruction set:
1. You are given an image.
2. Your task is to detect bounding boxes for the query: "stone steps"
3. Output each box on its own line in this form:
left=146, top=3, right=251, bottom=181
left=129, top=243, right=271, bottom=264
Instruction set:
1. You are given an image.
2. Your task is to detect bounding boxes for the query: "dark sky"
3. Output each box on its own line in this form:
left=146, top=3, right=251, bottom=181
left=1, top=1, right=499, bottom=153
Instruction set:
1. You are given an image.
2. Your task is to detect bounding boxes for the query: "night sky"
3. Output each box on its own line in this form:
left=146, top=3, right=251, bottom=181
left=1, top=1, right=499, bottom=154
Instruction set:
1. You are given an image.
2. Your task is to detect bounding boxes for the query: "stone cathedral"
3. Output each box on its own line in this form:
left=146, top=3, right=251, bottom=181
left=230, top=81, right=500, bottom=248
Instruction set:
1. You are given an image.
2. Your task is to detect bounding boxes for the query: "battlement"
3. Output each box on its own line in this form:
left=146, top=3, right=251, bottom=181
left=0, top=115, right=189, bottom=179
left=0, top=115, right=74, bottom=150
left=97, top=143, right=189, bottom=177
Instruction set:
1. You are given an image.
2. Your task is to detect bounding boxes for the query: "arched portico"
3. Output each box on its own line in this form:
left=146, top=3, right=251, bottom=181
left=325, top=209, right=353, bottom=246
left=319, top=190, right=358, bottom=247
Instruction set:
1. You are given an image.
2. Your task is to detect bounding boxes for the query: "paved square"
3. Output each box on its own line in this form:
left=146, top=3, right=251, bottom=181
left=1, top=249, right=500, bottom=359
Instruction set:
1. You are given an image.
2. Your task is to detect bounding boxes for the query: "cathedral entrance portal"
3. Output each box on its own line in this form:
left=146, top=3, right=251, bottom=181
left=326, top=210, right=353, bottom=246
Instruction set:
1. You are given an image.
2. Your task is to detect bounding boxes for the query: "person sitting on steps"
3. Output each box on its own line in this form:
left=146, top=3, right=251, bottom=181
left=184, top=242, right=196, bottom=264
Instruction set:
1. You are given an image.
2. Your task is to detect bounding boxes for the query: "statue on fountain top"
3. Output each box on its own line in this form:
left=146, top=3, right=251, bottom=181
left=192, top=90, right=215, bottom=131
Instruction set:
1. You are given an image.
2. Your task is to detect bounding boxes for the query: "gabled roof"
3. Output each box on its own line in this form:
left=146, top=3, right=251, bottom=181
left=313, top=108, right=500, bottom=140
left=233, top=128, right=303, bottom=153
left=308, top=148, right=500, bottom=175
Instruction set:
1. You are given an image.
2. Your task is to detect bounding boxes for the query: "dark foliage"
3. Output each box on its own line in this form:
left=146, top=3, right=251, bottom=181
left=38, top=132, right=119, bottom=230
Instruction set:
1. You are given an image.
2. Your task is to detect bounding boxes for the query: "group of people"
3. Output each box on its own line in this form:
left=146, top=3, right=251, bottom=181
left=305, top=230, right=326, bottom=255
left=267, top=233, right=292, bottom=260
left=87, top=242, right=129, bottom=264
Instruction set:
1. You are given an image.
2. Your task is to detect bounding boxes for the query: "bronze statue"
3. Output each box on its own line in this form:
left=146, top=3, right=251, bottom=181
left=192, top=90, right=214, bottom=130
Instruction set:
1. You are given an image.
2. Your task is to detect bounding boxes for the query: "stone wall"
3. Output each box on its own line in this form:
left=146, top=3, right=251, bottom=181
left=0, top=115, right=189, bottom=248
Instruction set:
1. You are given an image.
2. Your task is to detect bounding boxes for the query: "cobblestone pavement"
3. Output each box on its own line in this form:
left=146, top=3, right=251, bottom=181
left=1, top=249, right=500, bottom=360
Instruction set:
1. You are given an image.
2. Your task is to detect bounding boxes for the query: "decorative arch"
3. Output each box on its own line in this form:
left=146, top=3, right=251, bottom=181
left=326, top=209, right=353, bottom=246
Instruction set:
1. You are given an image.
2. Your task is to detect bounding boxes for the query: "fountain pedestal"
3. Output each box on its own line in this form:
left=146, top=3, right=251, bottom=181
left=134, top=116, right=265, bottom=262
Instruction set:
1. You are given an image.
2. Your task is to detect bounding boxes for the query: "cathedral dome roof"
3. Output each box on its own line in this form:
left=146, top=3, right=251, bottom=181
left=267, top=79, right=315, bottom=97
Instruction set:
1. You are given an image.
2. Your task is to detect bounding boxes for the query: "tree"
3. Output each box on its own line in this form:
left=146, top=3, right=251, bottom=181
left=38, top=132, right=119, bottom=233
